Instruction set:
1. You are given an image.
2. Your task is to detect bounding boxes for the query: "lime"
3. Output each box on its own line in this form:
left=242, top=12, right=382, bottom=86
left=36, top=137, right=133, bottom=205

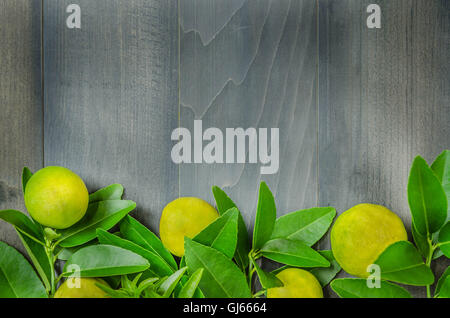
left=24, top=166, right=89, bottom=229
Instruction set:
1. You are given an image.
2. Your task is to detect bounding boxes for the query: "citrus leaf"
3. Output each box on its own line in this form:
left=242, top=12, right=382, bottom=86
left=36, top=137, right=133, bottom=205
left=331, top=278, right=411, bottom=298
left=252, top=181, right=276, bottom=250
left=408, top=156, right=447, bottom=236
left=431, top=150, right=450, bottom=216
left=193, top=208, right=239, bottom=258
left=157, top=267, right=188, bottom=297
left=438, top=221, right=450, bottom=258
left=15, top=230, right=52, bottom=292
left=184, top=238, right=251, bottom=298
left=0, top=210, right=42, bottom=241
left=271, top=207, right=336, bottom=246
left=374, top=241, right=434, bottom=286
left=89, top=184, right=124, bottom=203
left=57, top=200, right=136, bottom=248
left=178, top=268, right=204, bottom=298
left=436, top=276, right=450, bottom=298
left=212, top=186, right=250, bottom=270
left=120, top=215, right=177, bottom=271
left=97, top=229, right=173, bottom=277
left=435, top=266, right=450, bottom=297
left=22, top=167, right=33, bottom=193
left=0, top=242, right=47, bottom=298
left=261, top=238, right=330, bottom=268
left=412, top=222, right=430, bottom=258
left=310, top=250, right=341, bottom=287
left=63, top=244, right=149, bottom=277
left=251, top=258, right=283, bottom=289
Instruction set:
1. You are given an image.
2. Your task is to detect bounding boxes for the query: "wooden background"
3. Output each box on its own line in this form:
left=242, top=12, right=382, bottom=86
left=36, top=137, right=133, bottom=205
left=1, top=0, right=449, bottom=297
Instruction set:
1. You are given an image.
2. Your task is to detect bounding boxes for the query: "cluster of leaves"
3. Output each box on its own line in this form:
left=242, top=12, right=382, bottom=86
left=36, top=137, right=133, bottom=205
left=182, top=182, right=341, bottom=297
left=330, top=150, right=450, bottom=298
left=0, top=168, right=203, bottom=298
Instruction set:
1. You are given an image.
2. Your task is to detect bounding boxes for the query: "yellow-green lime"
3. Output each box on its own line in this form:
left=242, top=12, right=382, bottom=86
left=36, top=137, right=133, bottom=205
left=54, top=278, right=108, bottom=298
left=331, top=203, right=407, bottom=277
left=24, top=166, right=89, bottom=229
left=160, top=197, right=219, bottom=257
left=267, top=268, right=323, bottom=298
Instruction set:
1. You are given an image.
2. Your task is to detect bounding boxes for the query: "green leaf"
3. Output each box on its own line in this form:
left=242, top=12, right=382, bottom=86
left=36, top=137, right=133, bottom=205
left=431, top=150, right=450, bottom=216
left=184, top=238, right=251, bottom=298
left=63, top=244, right=149, bottom=277
left=374, top=241, right=434, bottom=286
left=120, top=215, right=177, bottom=271
left=435, top=267, right=450, bottom=297
left=57, top=200, right=136, bottom=248
left=310, top=250, right=341, bottom=287
left=438, top=221, right=450, bottom=258
left=252, top=181, right=276, bottom=250
left=157, top=267, right=188, bottom=298
left=212, top=186, right=249, bottom=270
left=57, top=240, right=98, bottom=261
left=412, top=222, right=430, bottom=258
left=271, top=207, right=336, bottom=246
left=0, top=241, right=47, bottom=298
left=178, top=268, right=204, bottom=298
left=261, top=238, right=330, bottom=268
left=22, top=167, right=33, bottom=193
left=15, top=230, right=52, bottom=292
left=0, top=210, right=42, bottom=241
left=193, top=208, right=239, bottom=258
left=97, top=229, right=174, bottom=277
left=436, top=276, right=450, bottom=298
left=89, top=184, right=124, bottom=203
left=408, top=156, right=447, bottom=236
left=331, top=278, right=411, bottom=298
left=251, top=258, right=283, bottom=289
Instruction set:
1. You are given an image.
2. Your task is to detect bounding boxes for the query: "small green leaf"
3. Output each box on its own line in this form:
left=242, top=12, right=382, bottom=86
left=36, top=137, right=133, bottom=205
left=157, top=267, right=188, bottom=297
left=22, top=167, right=33, bottom=193
left=331, top=278, right=411, bottom=298
left=431, top=150, right=450, bottom=216
left=0, top=242, right=47, bottom=298
left=261, top=238, right=330, bottom=268
left=412, top=222, right=430, bottom=258
left=193, top=208, right=239, bottom=258
left=436, top=276, right=450, bottom=298
left=97, top=229, right=173, bottom=277
left=63, top=245, right=149, bottom=277
left=253, top=182, right=276, bottom=250
left=57, top=200, right=136, bottom=248
left=438, top=221, right=450, bottom=258
left=310, top=250, right=341, bottom=287
left=15, top=230, right=52, bottom=292
left=251, top=258, right=283, bottom=289
left=120, top=215, right=177, bottom=271
left=212, top=186, right=249, bottom=270
left=0, top=210, right=42, bottom=241
left=374, top=241, right=434, bottom=286
left=408, top=156, right=447, bottom=236
left=272, top=207, right=336, bottom=246
left=89, top=184, right=124, bottom=203
left=435, top=267, right=450, bottom=297
left=184, top=238, right=251, bottom=298
left=178, top=268, right=204, bottom=298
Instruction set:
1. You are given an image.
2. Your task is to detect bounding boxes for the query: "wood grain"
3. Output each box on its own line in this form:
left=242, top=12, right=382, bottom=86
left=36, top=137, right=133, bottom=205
left=43, top=0, right=178, bottom=234
left=319, top=0, right=450, bottom=297
left=179, top=0, right=318, bottom=229
left=0, top=0, right=43, bottom=252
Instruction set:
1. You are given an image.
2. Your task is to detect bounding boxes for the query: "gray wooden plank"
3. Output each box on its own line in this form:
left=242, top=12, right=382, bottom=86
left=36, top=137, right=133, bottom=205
left=319, top=0, right=450, bottom=297
left=179, top=0, right=318, bottom=231
left=43, top=0, right=178, bottom=234
left=0, top=0, right=43, bottom=252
